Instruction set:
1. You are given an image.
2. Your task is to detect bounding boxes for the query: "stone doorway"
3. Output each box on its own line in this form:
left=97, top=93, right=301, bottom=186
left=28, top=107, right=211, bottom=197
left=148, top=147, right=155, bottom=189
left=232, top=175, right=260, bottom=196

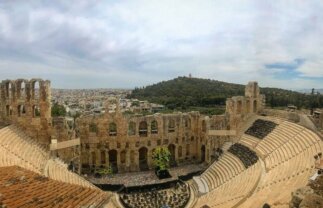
left=168, top=144, right=177, bottom=167
left=139, top=147, right=149, bottom=171
left=108, top=150, right=118, bottom=173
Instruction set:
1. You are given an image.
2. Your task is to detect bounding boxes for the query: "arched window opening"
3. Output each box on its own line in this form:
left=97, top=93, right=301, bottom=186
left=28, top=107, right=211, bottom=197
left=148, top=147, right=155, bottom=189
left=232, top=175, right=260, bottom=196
left=21, top=81, right=26, bottom=99
left=8, top=82, right=12, bottom=100
left=89, top=123, right=98, bottom=133
left=128, top=121, right=136, bottom=136
left=32, top=81, right=40, bottom=100
left=109, top=122, right=117, bottom=136
left=151, top=120, right=158, bottom=134
left=17, top=105, right=26, bottom=117
left=139, top=121, right=148, bottom=137
left=18, top=81, right=26, bottom=99
left=108, top=150, right=118, bottom=173
left=33, top=105, right=40, bottom=117
left=168, top=119, right=175, bottom=133
left=139, top=147, right=148, bottom=171
left=6, top=105, right=12, bottom=116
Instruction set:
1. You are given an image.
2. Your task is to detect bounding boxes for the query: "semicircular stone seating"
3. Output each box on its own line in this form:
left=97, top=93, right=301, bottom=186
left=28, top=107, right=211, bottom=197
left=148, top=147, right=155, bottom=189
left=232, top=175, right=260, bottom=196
left=193, top=116, right=323, bottom=208
left=0, top=125, right=96, bottom=189
left=239, top=118, right=323, bottom=207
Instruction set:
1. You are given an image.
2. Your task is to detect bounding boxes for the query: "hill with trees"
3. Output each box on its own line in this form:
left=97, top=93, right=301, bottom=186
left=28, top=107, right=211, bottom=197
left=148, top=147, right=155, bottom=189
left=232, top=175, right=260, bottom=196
left=128, top=76, right=323, bottom=114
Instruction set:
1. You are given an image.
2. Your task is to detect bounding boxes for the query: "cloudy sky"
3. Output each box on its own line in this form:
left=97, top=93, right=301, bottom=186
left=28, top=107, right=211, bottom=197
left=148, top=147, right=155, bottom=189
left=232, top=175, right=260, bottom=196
left=0, top=0, right=322, bottom=89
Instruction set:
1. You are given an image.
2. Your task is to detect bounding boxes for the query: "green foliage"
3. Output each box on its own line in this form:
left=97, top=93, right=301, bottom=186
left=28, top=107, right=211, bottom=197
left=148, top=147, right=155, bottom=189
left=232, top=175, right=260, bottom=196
left=96, top=165, right=113, bottom=176
left=128, top=76, right=323, bottom=111
left=152, top=147, right=171, bottom=171
left=51, top=103, right=66, bottom=117
left=131, top=101, right=140, bottom=107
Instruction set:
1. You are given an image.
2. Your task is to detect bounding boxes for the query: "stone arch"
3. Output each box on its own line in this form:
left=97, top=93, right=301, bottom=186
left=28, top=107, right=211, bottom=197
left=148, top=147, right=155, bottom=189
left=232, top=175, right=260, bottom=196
left=139, top=121, right=148, bottom=137
left=139, top=147, right=148, bottom=171
left=128, top=121, right=136, bottom=136
left=151, top=120, right=158, bottom=134
left=168, top=144, right=176, bottom=167
left=32, top=105, right=40, bottom=117
left=108, top=150, right=118, bottom=173
left=109, top=122, right=117, bottom=136
left=6, top=82, right=13, bottom=100
left=6, top=105, right=12, bottom=116
left=253, top=100, right=257, bottom=113
left=31, top=80, right=40, bottom=100
left=201, top=145, right=206, bottom=162
left=168, top=119, right=175, bottom=133
left=16, top=80, right=27, bottom=99
left=17, top=104, right=26, bottom=117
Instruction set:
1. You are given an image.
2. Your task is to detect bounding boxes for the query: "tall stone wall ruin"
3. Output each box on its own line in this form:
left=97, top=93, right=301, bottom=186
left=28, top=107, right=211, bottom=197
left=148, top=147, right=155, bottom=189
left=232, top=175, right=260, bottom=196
left=0, top=79, right=52, bottom=146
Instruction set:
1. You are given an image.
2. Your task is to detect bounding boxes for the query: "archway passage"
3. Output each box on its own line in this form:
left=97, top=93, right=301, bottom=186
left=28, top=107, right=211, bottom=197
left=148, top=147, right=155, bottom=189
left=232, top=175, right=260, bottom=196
left=108, top=150, right=118, bottom=173
left=253, top=100, right=257, bottom=113
left=168, top=144, right=177, bottom=167
left=201, top=145, right=206, bottom=162
left=139, top=147, right=149, bottom=171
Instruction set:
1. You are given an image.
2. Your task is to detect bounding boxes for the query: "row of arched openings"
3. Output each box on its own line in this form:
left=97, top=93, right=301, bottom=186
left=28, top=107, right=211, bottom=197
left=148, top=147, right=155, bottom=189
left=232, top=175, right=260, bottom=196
left=89, top=118, right=192, bottom=136
left=89, top=143, right=207, bottom=173
left=5, top=104, right=40, bottom=117
left=4, top=81, right=41, bottom=100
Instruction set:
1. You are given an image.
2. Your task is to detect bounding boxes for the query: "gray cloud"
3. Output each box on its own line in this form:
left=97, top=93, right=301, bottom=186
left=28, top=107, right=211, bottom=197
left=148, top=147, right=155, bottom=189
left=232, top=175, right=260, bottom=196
left=0, top=0, right=323, bottom=89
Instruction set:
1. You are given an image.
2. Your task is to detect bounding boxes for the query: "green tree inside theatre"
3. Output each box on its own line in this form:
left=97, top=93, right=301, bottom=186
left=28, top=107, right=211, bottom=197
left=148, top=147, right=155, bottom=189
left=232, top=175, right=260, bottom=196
left=152, top=147, right=171, bottom=174
left=51, top=102, right=66, bottom=117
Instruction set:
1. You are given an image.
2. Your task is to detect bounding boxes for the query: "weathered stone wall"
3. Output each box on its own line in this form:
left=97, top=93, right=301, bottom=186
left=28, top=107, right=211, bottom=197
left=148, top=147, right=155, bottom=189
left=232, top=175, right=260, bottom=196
left=0, top=79, right=52, bottom=147
left=226, top=81, right=265, bottom=130
left=76, top=109, right=216, bottom=173
left=75, top=81, right=265, bottom=174
left=0, top=78, right=266, bottom=174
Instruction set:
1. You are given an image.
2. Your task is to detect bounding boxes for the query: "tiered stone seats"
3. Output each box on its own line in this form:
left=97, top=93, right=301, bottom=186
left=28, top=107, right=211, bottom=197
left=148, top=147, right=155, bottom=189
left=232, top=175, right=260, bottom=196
left=45, top=158, right=96, bottom=189
left=196, top=152, right=246, bottom=192
left=238, top=120, right=323, bottom=207
left=0, top=126, right=49, bottom=173
left=195, top=161, right=262, bottom=208
left=119, top=182, right=190, bottom=208
left=255, top=122, right=304, bottom=157
left=228, top=143, right=258, bottom=168
left=0, top=125, right=97, bottom=189
left=245, top=119, right=278, bottom=139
